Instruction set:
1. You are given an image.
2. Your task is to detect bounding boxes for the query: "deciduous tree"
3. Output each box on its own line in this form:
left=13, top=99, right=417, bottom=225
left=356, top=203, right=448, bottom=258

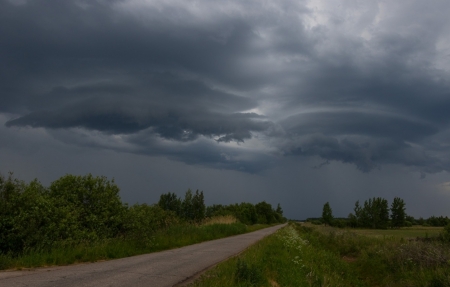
left=322, top=202, right=333, bottom=226
left=390, top=197, right=406, bottom=228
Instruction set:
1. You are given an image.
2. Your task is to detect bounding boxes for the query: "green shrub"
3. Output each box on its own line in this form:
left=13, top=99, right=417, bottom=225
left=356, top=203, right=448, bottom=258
left=123, top=204, right=178, bottom=246
left=49, top=174, right=127, bottom=242
left=0, top=174, right=58, bottom=253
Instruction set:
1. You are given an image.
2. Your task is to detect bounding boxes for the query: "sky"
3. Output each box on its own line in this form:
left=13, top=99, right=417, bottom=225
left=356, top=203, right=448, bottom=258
left=1, top=0, right=450, bottom=220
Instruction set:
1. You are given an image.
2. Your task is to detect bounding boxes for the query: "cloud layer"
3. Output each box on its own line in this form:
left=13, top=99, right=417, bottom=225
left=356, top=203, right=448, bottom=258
left=2, top=0, right=450, bottom=174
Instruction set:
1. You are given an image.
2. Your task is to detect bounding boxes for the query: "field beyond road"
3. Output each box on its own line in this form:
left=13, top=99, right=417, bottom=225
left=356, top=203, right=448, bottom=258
left=191, top=223, right=450, bottom=287
left=303, top=223, right=444, bottom=239
left=0, top=224, right=285, bottom=287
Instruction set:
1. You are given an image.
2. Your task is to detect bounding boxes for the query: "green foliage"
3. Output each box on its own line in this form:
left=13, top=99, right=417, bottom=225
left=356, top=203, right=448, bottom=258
left=209, top=202, right=258, bottom=225
left=0, top=222, right=262, bottom=270
left=0, top=173, right=127, bottom=254
left=235, top=203, right=258, bottom=225
left=192, top=190, right=206, bottom=223
left=321, top=202, right=333, bottom=226
left=123, top=204, right=178, bottom=246
left=235, top=259, right=266, bottom=286
left=158, top=192, right=181, bottom=217
left=427, top=216, right=450, bottom=227
left=206, top=201, right=285, bottom=225
left=0, top=174, right=61, bottom=253
left=440, top=224, right=450, bottom=242
left=48, top=174, right=126, bottom=241
left=0, top=171, right=281, bottom=270
left=192, top=224, right=366, bottom=287
left=179, top=189, right=206, bottom=223
left=391, top=197, right=406, bottom=228
left=255, top=201, right=282, bottom=224
left=348, top=197, right=390, bottom=229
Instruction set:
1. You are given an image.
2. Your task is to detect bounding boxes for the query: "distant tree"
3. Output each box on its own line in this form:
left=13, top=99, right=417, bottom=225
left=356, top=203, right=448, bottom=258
left=206, top=204, right=224, bottom=218
left=405, top=215, right=415, bottom=225
left=276, top=203, right=283, bottom=216
left=426, top=216, right=450, bottom=227
left=347, top=200, right=362, bottom=228
left=362, top=197, right=389, bottom=229
left=192, top=190, right=205, bottom=223
left=321, top=202, right=333, bottom=226
left=348, top=213, right=357, bottom=228
left=255, top=201, right=276, bottom=224
left=235, top=203, right=258, bottom=225
left=181, top=189, right=194, bottom=221
left=417, top=217, right=425, bottom=225
left=158, top=192, right=181, bottom=217
left=390, top=197, right=406, bottom=228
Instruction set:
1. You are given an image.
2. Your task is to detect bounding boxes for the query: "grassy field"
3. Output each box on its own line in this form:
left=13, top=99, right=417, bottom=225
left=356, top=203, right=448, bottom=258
left=190, top=223, right=450, bottom=287
left=352, top=226, right=443, bottom=239
left=303, top=223, right=444, bottom=239
left=0, top=222, right=269, bottom=270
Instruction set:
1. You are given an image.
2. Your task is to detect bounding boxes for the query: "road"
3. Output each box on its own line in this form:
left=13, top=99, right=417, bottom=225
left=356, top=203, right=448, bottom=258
left=0, top=224, right=286, bottom=287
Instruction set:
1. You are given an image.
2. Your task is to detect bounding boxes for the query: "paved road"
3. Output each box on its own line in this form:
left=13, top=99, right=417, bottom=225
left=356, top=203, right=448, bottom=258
left=0, top=224, right=286, bottom=287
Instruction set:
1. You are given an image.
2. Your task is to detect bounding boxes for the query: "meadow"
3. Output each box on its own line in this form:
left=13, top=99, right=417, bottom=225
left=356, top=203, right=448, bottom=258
left=190, top=223, right=450, bottom=287
left=305, top=223, right=443, bottom=239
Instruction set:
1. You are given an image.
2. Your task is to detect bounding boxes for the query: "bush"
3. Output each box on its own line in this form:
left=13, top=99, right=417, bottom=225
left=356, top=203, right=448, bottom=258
left=123, top=204, right=178, bottom=246
left=49, top=174, right=127, bottom=242
left=0, top=174, right=58, bottom=253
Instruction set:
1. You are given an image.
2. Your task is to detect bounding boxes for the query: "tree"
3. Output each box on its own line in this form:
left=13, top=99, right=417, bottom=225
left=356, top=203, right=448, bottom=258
left=349, top=200, right=362, bottom=227
left=390, top=197, right=406, bottom=228
left=191, top=190, right=205, bottom=223
left=181, top=189, right=194, bottom=221
left=276, top=203, right=283, bottom=216
left=322, top=202, right=333, bottom=226
left=158, top=192, right=181, bottom=217
left=255, top=201, right=276, bottom=224
left=361, top=197, right=389, bottom=229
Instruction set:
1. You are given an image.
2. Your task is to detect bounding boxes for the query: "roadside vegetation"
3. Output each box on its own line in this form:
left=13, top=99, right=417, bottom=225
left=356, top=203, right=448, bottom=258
left=191, top=222, right=450, bottom=287
left=0, top=172, right=286, bottom=270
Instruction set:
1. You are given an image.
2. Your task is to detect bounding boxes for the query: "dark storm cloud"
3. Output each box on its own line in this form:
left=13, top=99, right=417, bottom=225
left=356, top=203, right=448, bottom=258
left=5, top=74, right=270, bottom=142
left=2, top=0, right=450, bottom=175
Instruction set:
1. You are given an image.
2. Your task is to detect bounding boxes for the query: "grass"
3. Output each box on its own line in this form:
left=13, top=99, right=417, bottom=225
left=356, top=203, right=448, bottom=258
left=303, top=223, right=443, bottom=239
left=190, top=223, right=366, bottom=287
left=0, top=222, right=271, bottom=271
left=191, top=223, right=450, bottom=287
left=349, top=226, right=443, bottom=239
left=203, top=215, right=238, bottom=225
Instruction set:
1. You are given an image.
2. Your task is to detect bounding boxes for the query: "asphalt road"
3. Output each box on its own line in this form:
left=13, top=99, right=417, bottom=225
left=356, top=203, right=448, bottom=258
left=0, top=224, right=286, bottom=287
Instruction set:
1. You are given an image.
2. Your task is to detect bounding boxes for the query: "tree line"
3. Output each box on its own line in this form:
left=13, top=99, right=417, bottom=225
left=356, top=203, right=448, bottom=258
left=157, top=191, right=285, bottom=225
left=0, top=172, right=285, bottom=255
left=317, top=197, right=450, bottom=229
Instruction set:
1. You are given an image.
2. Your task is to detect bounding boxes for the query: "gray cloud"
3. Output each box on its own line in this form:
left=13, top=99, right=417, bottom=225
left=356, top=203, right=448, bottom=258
left=2, top=0, right=450, bottom=177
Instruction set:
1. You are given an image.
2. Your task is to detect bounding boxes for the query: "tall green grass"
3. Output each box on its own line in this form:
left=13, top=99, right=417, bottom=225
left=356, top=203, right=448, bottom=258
left=0, top=222, right=267, bottom=270
left=191, top=223, right=450, bottom=287
left=191, top=223, right=366, bottom=287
